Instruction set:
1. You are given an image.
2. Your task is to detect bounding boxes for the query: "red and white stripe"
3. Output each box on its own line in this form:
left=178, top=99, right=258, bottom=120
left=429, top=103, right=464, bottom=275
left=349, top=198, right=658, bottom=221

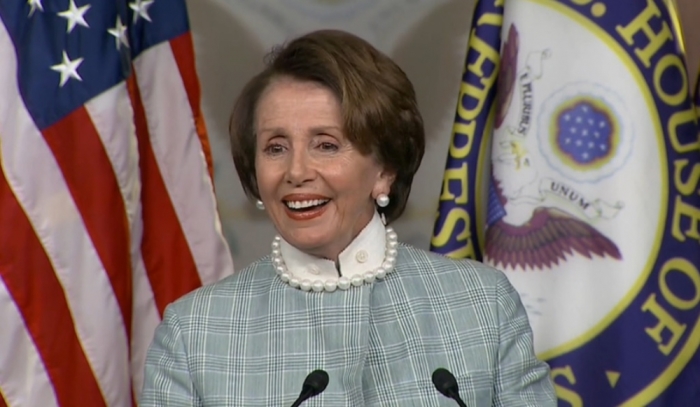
left=0, top=19, right=234, bottom=407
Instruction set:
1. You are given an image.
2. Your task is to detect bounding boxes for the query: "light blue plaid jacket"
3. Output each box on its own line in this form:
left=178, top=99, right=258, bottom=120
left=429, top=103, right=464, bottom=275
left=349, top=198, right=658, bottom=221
left=140, top=245, right=556, bottom=406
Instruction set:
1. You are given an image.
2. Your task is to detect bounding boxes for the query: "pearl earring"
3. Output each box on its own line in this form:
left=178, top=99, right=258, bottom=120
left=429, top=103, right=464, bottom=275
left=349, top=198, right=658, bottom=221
left=255, top=200, right=265, bottom=210
left=376, top=194, right=390, bottom=208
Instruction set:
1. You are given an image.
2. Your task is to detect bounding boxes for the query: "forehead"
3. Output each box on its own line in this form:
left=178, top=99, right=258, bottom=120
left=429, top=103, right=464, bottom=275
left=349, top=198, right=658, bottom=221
left=255, top=79, right=342, bottom=132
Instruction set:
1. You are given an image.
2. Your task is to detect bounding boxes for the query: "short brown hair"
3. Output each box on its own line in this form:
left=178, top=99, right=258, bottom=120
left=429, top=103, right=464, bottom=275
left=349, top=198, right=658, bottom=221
left=229, top=29, right=425, bottom=224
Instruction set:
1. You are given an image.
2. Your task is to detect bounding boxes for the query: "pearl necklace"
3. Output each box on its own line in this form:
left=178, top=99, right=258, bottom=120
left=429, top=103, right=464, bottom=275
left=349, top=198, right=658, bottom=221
left=270, top=227, right=399, bottom=292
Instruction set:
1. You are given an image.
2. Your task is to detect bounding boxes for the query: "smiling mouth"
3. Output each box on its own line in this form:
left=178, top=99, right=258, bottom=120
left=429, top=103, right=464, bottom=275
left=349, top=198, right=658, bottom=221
left=283, top=199, right=330, bottom=212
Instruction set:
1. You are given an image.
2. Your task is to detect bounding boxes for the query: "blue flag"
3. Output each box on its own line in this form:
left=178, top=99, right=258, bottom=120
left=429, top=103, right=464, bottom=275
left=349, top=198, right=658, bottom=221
left=430, top=0, right=503, bottom=260
left=431, top=0, right=700, bottom=405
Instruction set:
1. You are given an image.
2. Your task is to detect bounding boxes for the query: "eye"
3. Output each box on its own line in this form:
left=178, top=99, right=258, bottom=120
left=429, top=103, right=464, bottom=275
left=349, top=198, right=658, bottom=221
left=263, top=143, right=286, bottom=155
left=318, top=141, right=338, bottom=152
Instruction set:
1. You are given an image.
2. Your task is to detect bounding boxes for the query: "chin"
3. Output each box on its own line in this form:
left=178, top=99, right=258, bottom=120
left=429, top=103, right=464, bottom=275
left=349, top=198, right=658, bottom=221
left=285, top=230, right=330, bottom=250
left=280, top=226, right=337, bottom=255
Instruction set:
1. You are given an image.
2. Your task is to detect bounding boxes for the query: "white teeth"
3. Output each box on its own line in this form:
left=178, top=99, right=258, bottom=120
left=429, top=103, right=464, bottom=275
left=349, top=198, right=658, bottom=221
left=285, top=199, right=329, bottom=209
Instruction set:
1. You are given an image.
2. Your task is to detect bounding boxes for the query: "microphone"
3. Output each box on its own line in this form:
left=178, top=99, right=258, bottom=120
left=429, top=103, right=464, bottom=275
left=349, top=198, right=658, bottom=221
left=290, top=369, right=329, bottom=407
left=432, top=368, right=467, bottom=407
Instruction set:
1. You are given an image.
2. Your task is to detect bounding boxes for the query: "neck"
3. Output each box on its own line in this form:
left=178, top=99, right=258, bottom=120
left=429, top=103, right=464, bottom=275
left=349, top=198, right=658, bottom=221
left=305, top=208, right=376, bottom=261
left=272, top=213, right=397, bottom=293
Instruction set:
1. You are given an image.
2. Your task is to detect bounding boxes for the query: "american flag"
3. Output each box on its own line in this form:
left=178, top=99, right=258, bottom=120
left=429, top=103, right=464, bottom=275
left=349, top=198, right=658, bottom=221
left=0, top=1, right=234, bottom=406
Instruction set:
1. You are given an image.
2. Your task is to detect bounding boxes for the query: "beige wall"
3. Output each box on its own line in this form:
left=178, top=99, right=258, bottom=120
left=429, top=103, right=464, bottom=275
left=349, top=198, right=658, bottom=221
left=187, top=0, right=475, bottom=268
left=678, top=0, right=700, bottom=79
left=186, top=0, right=700, bottom=269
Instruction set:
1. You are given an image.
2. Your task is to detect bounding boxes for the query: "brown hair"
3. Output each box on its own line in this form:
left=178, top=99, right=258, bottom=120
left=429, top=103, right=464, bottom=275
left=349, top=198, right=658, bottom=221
left=229, top=29, right=425, bottom=224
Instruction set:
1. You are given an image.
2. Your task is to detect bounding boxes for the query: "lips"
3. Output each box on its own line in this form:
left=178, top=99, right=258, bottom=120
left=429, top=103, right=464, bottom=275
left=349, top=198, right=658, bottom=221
left=281, top=194, right=330, bottom=221
left=285, top=199, right=330, bottom=210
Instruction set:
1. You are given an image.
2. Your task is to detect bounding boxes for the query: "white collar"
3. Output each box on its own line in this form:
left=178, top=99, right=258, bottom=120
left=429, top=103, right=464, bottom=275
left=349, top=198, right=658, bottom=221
left=272, top=211, right=398, bottom=292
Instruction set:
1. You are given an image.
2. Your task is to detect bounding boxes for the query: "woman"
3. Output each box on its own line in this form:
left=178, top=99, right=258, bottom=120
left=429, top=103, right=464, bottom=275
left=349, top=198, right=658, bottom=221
left=140, top=29, right=556, bottom=406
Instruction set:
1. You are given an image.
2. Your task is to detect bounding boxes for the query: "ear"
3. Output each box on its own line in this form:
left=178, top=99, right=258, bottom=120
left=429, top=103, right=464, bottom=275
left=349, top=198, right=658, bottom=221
left=372, top=169, right=396, bottom=198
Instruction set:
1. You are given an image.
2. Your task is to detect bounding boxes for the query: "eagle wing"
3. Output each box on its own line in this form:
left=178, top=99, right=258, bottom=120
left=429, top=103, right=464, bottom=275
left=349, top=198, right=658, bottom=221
left=484, top=206, right=622, bottom=271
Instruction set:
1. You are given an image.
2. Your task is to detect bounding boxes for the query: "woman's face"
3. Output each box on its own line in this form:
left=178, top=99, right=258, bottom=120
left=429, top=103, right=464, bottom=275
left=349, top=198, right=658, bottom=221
left=254, top=78, right=392, bottom=260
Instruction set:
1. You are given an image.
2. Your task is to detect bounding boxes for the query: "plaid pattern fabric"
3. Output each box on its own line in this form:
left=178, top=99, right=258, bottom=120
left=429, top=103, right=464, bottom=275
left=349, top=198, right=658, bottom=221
left=140, top=245, right=556, bottom=406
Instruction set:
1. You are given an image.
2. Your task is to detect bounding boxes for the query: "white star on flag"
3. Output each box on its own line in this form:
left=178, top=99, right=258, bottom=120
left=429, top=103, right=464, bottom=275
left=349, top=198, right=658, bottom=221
left=27, top=0, right=43, bottom=17
left=57, top=0, right=91, bottom=33
left=129, top=0, right=155, bottom=23
left=50, top=51, right=84, bottom=87
left=108, top=16, right=129, bottom=49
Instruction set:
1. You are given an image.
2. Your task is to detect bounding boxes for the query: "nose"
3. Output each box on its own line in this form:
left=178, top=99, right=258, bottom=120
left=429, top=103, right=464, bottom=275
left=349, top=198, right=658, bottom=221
left=285, top=148, right=315, bottom=186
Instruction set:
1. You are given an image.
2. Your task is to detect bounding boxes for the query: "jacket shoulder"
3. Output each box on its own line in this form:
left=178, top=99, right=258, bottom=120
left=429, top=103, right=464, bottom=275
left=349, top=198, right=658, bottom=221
left=166, top=256, right=276, bottom=317
left=396, top=244, right=508, bottom=289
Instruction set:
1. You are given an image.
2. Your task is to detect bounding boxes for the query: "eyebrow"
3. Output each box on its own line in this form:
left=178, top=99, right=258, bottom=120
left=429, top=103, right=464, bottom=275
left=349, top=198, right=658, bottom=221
left=257, top=125, right=343, bottom=135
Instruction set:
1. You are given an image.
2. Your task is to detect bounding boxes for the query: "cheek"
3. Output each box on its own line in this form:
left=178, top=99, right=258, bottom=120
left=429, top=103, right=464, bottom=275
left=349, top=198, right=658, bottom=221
left=332, top=167, right=380, bottom=199
left=254, top=159, right=274, bottom=197
left=255, top=159, right=290, bottom=199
